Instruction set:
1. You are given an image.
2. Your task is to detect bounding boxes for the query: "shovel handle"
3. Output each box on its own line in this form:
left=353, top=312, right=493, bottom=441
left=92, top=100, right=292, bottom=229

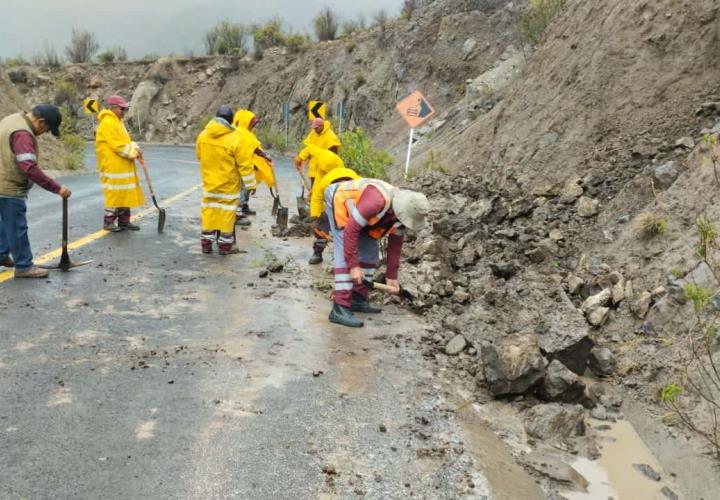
left=372, top=282, right=396, bottom=294
left=137, top=157, right=156, bottom=197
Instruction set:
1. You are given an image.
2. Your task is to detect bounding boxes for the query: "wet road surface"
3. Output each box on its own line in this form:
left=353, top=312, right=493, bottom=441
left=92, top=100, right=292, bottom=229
left=0, top=146, right=502, bottom=499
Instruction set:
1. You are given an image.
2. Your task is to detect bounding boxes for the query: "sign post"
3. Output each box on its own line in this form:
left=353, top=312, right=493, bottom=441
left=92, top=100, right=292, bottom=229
left=336, top=102, right=344, bottom=134
left=282, top=102, right=290, bottom=146
left=395, top=91, right=435, bottom=179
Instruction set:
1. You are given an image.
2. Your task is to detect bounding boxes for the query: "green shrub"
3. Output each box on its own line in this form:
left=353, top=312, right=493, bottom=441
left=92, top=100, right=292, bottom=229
left=353, top=71, right=367, bottom=90
left=59, top=106, right=85, bottom=170
left=254, top=19, right=285, bottom=51
left=633, top=212, right=667, bottom=239
left=53, top=80, right=79, bottom=108
left=256, top=126, right=297, bottom=153
left=285, top=34, right=311, bottom=54
left=204, top=21, right=248, bottom=56
left=4, top=55, right=29, bottom=67
left=519, top=0, right=567, bottom=45
left=97, top=49, right=115, bottom=63
left=314, top=7, right=338, bottom=41
left=340, top=128, right=392, bottom=180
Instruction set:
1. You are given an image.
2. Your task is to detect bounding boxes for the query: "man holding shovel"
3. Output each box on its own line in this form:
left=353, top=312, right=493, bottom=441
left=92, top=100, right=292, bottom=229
left=96, top=95, right=145, bottom=232
left=233, top=109, right=272, bottom=227
left=325, top=178, right=429, bottom=327
left=295, top=144, right=346, bottom=264
left=0, top=104, right=71, bottom=279
left=196, top=105, right=256, bottom=255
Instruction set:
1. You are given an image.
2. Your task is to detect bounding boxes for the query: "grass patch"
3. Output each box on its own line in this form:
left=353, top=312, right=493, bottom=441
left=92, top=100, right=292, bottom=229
left=633, top=212, right=667, bottom=239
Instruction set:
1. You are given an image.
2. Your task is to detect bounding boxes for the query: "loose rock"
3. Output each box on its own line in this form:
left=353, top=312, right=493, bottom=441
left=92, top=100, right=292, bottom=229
left=633, top=463, right=661, bottom=482
left=481, top=334, right=548, bottom=396
left=540, top=360, right=586, bottom=403
left=524, top=403, right=586, bottom=440
left=589, top=347, right=616, bottom=377
left=445, top=335, right=467, bottom=356
left=577, top=196, right=600, bottom=217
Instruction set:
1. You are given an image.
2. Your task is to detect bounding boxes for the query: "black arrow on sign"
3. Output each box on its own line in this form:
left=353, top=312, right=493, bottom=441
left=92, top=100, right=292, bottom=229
left=418, top=98, right=432, bottom=118
left=85, top=99, right=97, bottom=113
left=310, top=101, right=324, bottom=118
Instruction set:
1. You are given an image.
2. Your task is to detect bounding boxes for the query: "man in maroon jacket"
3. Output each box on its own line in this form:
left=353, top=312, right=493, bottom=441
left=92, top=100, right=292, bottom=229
left=325, top=178, right=429, bottom=327
left=0, top=104, right=72, bottom=278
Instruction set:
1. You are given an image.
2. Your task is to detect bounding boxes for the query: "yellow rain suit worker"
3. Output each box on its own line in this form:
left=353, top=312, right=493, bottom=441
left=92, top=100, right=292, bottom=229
left=233, top=109, right=274, bottom=224
left=300, top=118, right=341, bottom=180
left=294, top=144, right=350, bottom=264
left=96, top=95, right=145, bottom=232
left=196, top=107, right=256, bottom=255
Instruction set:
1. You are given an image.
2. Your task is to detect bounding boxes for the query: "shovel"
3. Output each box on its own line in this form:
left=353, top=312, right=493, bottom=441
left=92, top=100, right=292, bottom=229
left=268, top=161, right=288, bottom=228
left=295, top=162, right=312, bottom=219
left=42, top=197, right=93, bottom=271
left=137, top=157, right=166, bottom=233
left=363, top=279, right=415, bottom=302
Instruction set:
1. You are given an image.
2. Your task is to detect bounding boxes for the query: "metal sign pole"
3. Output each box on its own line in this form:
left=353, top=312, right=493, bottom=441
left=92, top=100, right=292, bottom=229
left=403, top=128, right=414, bottom=180
left=283, top=102, right=289, bottom=147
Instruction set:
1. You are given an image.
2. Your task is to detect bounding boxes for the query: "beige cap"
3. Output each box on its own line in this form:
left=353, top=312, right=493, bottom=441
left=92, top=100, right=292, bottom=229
left=393, top=189, right=430, bottom=232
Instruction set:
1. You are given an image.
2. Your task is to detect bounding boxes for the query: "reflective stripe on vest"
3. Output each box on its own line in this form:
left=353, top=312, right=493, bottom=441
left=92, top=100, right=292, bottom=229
left=332, top=179, right=395, bottom=231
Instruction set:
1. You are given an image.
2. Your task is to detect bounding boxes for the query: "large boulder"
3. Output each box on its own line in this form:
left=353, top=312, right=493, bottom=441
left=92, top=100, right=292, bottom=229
left=524, top=403, right=586, bottom=440
left=538, top=288, right=594, bottom=375
left=539, top=360, right=586, bottom=403
left=127, top=80, right=162, bottom=137
left=481, top=334, right=548, bottom=396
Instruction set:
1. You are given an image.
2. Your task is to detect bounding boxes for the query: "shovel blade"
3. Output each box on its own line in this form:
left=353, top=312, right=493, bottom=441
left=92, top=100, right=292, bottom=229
left=157, top=208, right=166, bottom=233
left=276, top=206, right=289, bottom=228
left=297, top=196, right=310, bottom=219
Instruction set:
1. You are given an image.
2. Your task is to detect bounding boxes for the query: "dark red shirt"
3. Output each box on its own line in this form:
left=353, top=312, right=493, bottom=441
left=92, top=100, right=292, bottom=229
left=9, top=130, right=61, bottom=194
left=343, top=185, right=404, bottom=279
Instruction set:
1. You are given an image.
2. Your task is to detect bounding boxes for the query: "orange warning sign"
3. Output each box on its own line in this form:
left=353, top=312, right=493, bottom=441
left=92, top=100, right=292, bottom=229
left=395, top=91, right=435, bottom=128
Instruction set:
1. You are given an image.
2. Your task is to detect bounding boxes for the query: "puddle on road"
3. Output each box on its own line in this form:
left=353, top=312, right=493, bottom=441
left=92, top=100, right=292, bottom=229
left=564, top=419, right=679, bottom=500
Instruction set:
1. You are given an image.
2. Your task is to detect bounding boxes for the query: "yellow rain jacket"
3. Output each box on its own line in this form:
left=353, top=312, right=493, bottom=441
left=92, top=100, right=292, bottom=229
left=196, top=118, right=256, bottom=233
left=310, top=167, right=360, bottom=218
left=95, top=109, right=145, bottom=208
left=297, top=145, right=345, bottom=185
left=302, top=120, right=341, bottom=179
left=233, top=109, right=275, bottom=189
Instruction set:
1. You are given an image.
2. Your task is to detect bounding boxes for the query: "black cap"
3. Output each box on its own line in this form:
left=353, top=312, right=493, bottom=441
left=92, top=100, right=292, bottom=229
left=32, top=104, right=62, bottom=137
left=215, top=105, right=234, bottom=124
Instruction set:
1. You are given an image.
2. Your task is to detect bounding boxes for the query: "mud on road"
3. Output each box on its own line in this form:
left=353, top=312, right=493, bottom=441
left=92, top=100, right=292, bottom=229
left=0, top=149, right=543, bottom=499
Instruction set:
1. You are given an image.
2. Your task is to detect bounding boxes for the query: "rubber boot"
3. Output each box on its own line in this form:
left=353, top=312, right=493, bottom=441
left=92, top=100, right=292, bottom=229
left=308, top=251, right=323, bottom=265
left=329, top=304, right=364, bottom=328
left=201, top=230, right=217, bottom=254
left=350, top=292, right=382, bottom=314
left=103, top=209, right=121, bottom=232
left=218, top=232, right=240, bottom=255
left=235, top=215, right=251, bottom=227
left=241, top=204, right=256, bottom=216
left=118, top=208, right=140, bottom=231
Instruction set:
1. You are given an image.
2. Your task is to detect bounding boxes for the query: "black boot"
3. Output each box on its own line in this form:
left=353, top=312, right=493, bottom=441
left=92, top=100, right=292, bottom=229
left=350, top=292, right=382, bottom=314
left=329, top=304, right=364, bottom=328
left=308, top=251, right=323, bottom=265
left=242, top=204, right=256, bottom=216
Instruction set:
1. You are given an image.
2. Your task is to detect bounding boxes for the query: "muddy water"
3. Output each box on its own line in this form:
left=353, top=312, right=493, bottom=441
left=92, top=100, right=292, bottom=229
left=564, top=419, right=679, bottom=499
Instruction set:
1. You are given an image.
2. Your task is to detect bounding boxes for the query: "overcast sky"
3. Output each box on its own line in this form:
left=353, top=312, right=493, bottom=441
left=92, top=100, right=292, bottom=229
left=1, top=0, right=403, bottom=59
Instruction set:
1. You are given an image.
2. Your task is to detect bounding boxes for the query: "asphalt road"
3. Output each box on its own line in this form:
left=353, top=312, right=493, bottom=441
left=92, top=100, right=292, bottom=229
left=0, top=146, right=497, bottom=500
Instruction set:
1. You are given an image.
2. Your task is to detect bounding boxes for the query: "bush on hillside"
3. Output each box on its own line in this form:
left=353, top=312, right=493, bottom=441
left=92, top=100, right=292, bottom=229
left=97, top=46, right=128, bottom=63
left=314, top=8, right=339, bottom=42
left=519, top=0, right=567, bottom=45
left=65, top=29, right=99, bottom=63
left=284, top=34, right=311, bottom=54
left=34, top=40, right=62, bottom=68
left=3, top=55, right=29, bottom=67
left=204, top=21, right=248, bottom=56
left=53, top=80, right=79, bottom=109
left=401, top=0, right=418, bottom=20
left=340, top=128, right=392, bottom=180
left=59, top=106, right=85, bottom=170
left=254, top=19, right=286, bottom=51
left=256, top=126, right=297, bottom=154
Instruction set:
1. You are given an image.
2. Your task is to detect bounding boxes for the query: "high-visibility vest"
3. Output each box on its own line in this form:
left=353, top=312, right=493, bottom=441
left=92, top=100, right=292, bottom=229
left=332, top=178, right=400, bottom=239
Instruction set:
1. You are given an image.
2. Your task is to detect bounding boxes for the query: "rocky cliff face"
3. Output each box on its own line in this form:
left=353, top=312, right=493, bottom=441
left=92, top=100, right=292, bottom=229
left=7, top=0, right=524, bottom=152
left=0, top=69, right=66, bottom=170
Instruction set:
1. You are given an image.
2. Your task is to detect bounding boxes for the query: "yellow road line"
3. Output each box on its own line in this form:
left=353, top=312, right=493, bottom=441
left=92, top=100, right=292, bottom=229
left=0, top=184, right=201, bottom=284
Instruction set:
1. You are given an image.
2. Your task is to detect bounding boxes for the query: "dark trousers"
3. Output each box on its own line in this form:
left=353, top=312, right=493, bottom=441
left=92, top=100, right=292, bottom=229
left=0, top=197, right=33, bottom=270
